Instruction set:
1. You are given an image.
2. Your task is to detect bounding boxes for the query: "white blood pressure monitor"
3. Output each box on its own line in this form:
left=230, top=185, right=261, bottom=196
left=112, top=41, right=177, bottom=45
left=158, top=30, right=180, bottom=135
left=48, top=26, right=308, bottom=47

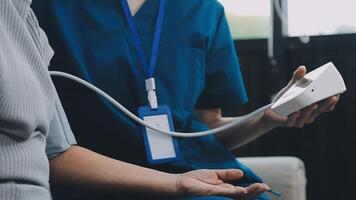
left=271, top=62, right=346, bottom=116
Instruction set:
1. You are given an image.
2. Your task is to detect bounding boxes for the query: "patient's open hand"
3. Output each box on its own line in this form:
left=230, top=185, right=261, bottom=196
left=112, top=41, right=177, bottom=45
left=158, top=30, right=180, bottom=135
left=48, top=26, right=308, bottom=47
left=175, top=169, right=269, bottom=199
left=263, top=65, right=340, bottom=128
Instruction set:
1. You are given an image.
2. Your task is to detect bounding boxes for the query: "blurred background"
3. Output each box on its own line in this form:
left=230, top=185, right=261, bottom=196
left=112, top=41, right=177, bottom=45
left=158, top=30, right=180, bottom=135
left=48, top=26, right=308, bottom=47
left=218, top=0, right=356, bottom=199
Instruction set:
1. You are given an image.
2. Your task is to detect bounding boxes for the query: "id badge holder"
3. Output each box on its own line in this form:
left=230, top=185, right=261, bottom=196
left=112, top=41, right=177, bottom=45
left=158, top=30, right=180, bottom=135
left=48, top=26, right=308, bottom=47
left=138, top=105, right=180, bottom=164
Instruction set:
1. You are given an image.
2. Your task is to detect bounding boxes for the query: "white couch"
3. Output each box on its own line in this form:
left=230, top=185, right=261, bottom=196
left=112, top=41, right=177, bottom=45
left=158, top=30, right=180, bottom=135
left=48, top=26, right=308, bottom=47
left=238, top=157, right=307, bottom=200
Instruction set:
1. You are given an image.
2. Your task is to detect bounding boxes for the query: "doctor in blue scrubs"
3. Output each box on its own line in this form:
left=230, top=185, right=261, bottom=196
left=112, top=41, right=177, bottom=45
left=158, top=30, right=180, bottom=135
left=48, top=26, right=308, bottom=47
left=32, top=0, right=339, bottom=199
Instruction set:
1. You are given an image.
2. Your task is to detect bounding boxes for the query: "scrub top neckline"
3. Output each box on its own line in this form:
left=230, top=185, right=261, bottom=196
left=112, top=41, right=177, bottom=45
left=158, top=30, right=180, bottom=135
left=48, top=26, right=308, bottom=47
left=132, top=0, right=158, bottom=23
left=131, top=0, right=147, bottom=18
left=129, top=0, right=147, bottom=17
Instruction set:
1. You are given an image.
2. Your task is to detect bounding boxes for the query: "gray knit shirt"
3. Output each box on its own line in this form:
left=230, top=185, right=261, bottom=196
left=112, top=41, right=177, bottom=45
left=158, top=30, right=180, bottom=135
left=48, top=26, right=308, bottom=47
left=0, top=0, right=77, bottom=199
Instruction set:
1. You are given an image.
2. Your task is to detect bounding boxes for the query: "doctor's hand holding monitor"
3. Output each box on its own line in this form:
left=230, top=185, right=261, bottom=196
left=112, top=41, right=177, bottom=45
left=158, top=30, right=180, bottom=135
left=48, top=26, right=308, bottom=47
left=264, top=65, right=340, bottom=129
left=196, top=65, right=341, bottom=150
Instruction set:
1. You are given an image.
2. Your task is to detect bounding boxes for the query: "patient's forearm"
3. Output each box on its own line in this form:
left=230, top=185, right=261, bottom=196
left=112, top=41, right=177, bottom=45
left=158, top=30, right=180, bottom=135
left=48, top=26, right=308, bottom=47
left=50, top=146, right=178, bottom=196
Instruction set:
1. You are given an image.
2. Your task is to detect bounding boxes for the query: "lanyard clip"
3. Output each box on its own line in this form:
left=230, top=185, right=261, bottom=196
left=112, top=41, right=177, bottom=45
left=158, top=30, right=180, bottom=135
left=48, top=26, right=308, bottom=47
left=145, top=78, right=158, bottom=109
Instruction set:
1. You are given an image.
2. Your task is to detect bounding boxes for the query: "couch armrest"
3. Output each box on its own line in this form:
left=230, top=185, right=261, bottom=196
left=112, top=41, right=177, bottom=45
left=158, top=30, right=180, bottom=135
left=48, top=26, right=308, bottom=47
left=238, top=157, right=307, bottom=200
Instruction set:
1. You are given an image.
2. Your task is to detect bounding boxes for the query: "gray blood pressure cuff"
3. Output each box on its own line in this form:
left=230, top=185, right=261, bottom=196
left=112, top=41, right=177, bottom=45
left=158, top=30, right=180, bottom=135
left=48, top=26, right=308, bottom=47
left=46, top=92, right=77, bottom=159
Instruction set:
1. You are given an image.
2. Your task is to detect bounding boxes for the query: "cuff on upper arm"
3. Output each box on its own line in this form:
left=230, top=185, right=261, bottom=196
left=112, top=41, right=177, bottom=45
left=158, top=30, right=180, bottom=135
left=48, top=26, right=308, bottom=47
left=46, top=93, right=77, bottom=160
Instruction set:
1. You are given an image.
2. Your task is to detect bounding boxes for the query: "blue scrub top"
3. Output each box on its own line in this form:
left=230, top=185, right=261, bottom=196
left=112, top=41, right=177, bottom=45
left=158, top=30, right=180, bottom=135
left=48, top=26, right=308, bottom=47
left=33, top=0, right=269, bottom=199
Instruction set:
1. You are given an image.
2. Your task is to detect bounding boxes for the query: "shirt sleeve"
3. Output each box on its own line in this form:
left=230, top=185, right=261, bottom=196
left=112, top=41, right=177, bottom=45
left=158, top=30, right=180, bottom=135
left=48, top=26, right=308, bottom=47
left=46, top=91, right=77, bottom=159
left=196, top=4, right=248, bottom=111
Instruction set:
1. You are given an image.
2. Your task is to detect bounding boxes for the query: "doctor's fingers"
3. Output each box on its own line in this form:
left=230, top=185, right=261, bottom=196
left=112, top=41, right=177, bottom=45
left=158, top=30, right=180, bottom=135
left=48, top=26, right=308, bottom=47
left=296, top=104, right=319, bottom=127
left=317, top=96, right=339, bottom=112
left=284, top=112, right=300, bottom=127
left=322, top=95, right=339, bottom=112
left=273, top=66, right=306, bottom=103
left=290, top=65, right=307, bottom=83
left=305, top=96, right=340, bottom=124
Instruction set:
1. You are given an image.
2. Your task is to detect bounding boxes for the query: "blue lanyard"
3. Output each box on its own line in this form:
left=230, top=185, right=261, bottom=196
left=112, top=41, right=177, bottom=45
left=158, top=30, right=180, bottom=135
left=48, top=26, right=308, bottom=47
left=120, top=0, right=167, bottom=78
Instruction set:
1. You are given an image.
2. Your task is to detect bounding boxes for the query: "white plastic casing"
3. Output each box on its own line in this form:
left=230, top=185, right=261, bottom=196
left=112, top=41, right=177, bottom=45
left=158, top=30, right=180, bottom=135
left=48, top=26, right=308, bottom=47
left=271, top=62, right=346, bottom=116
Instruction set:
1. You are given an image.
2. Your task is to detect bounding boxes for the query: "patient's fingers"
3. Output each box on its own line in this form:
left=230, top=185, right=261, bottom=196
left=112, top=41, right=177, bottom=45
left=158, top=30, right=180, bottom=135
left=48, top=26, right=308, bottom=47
left=211, top=183, right=270, bottom=199
left=209, top=185, right=247, bottom=199
left=242, top=183, right=270, bottom=199
left=215, top=169, right=244, bottom=181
